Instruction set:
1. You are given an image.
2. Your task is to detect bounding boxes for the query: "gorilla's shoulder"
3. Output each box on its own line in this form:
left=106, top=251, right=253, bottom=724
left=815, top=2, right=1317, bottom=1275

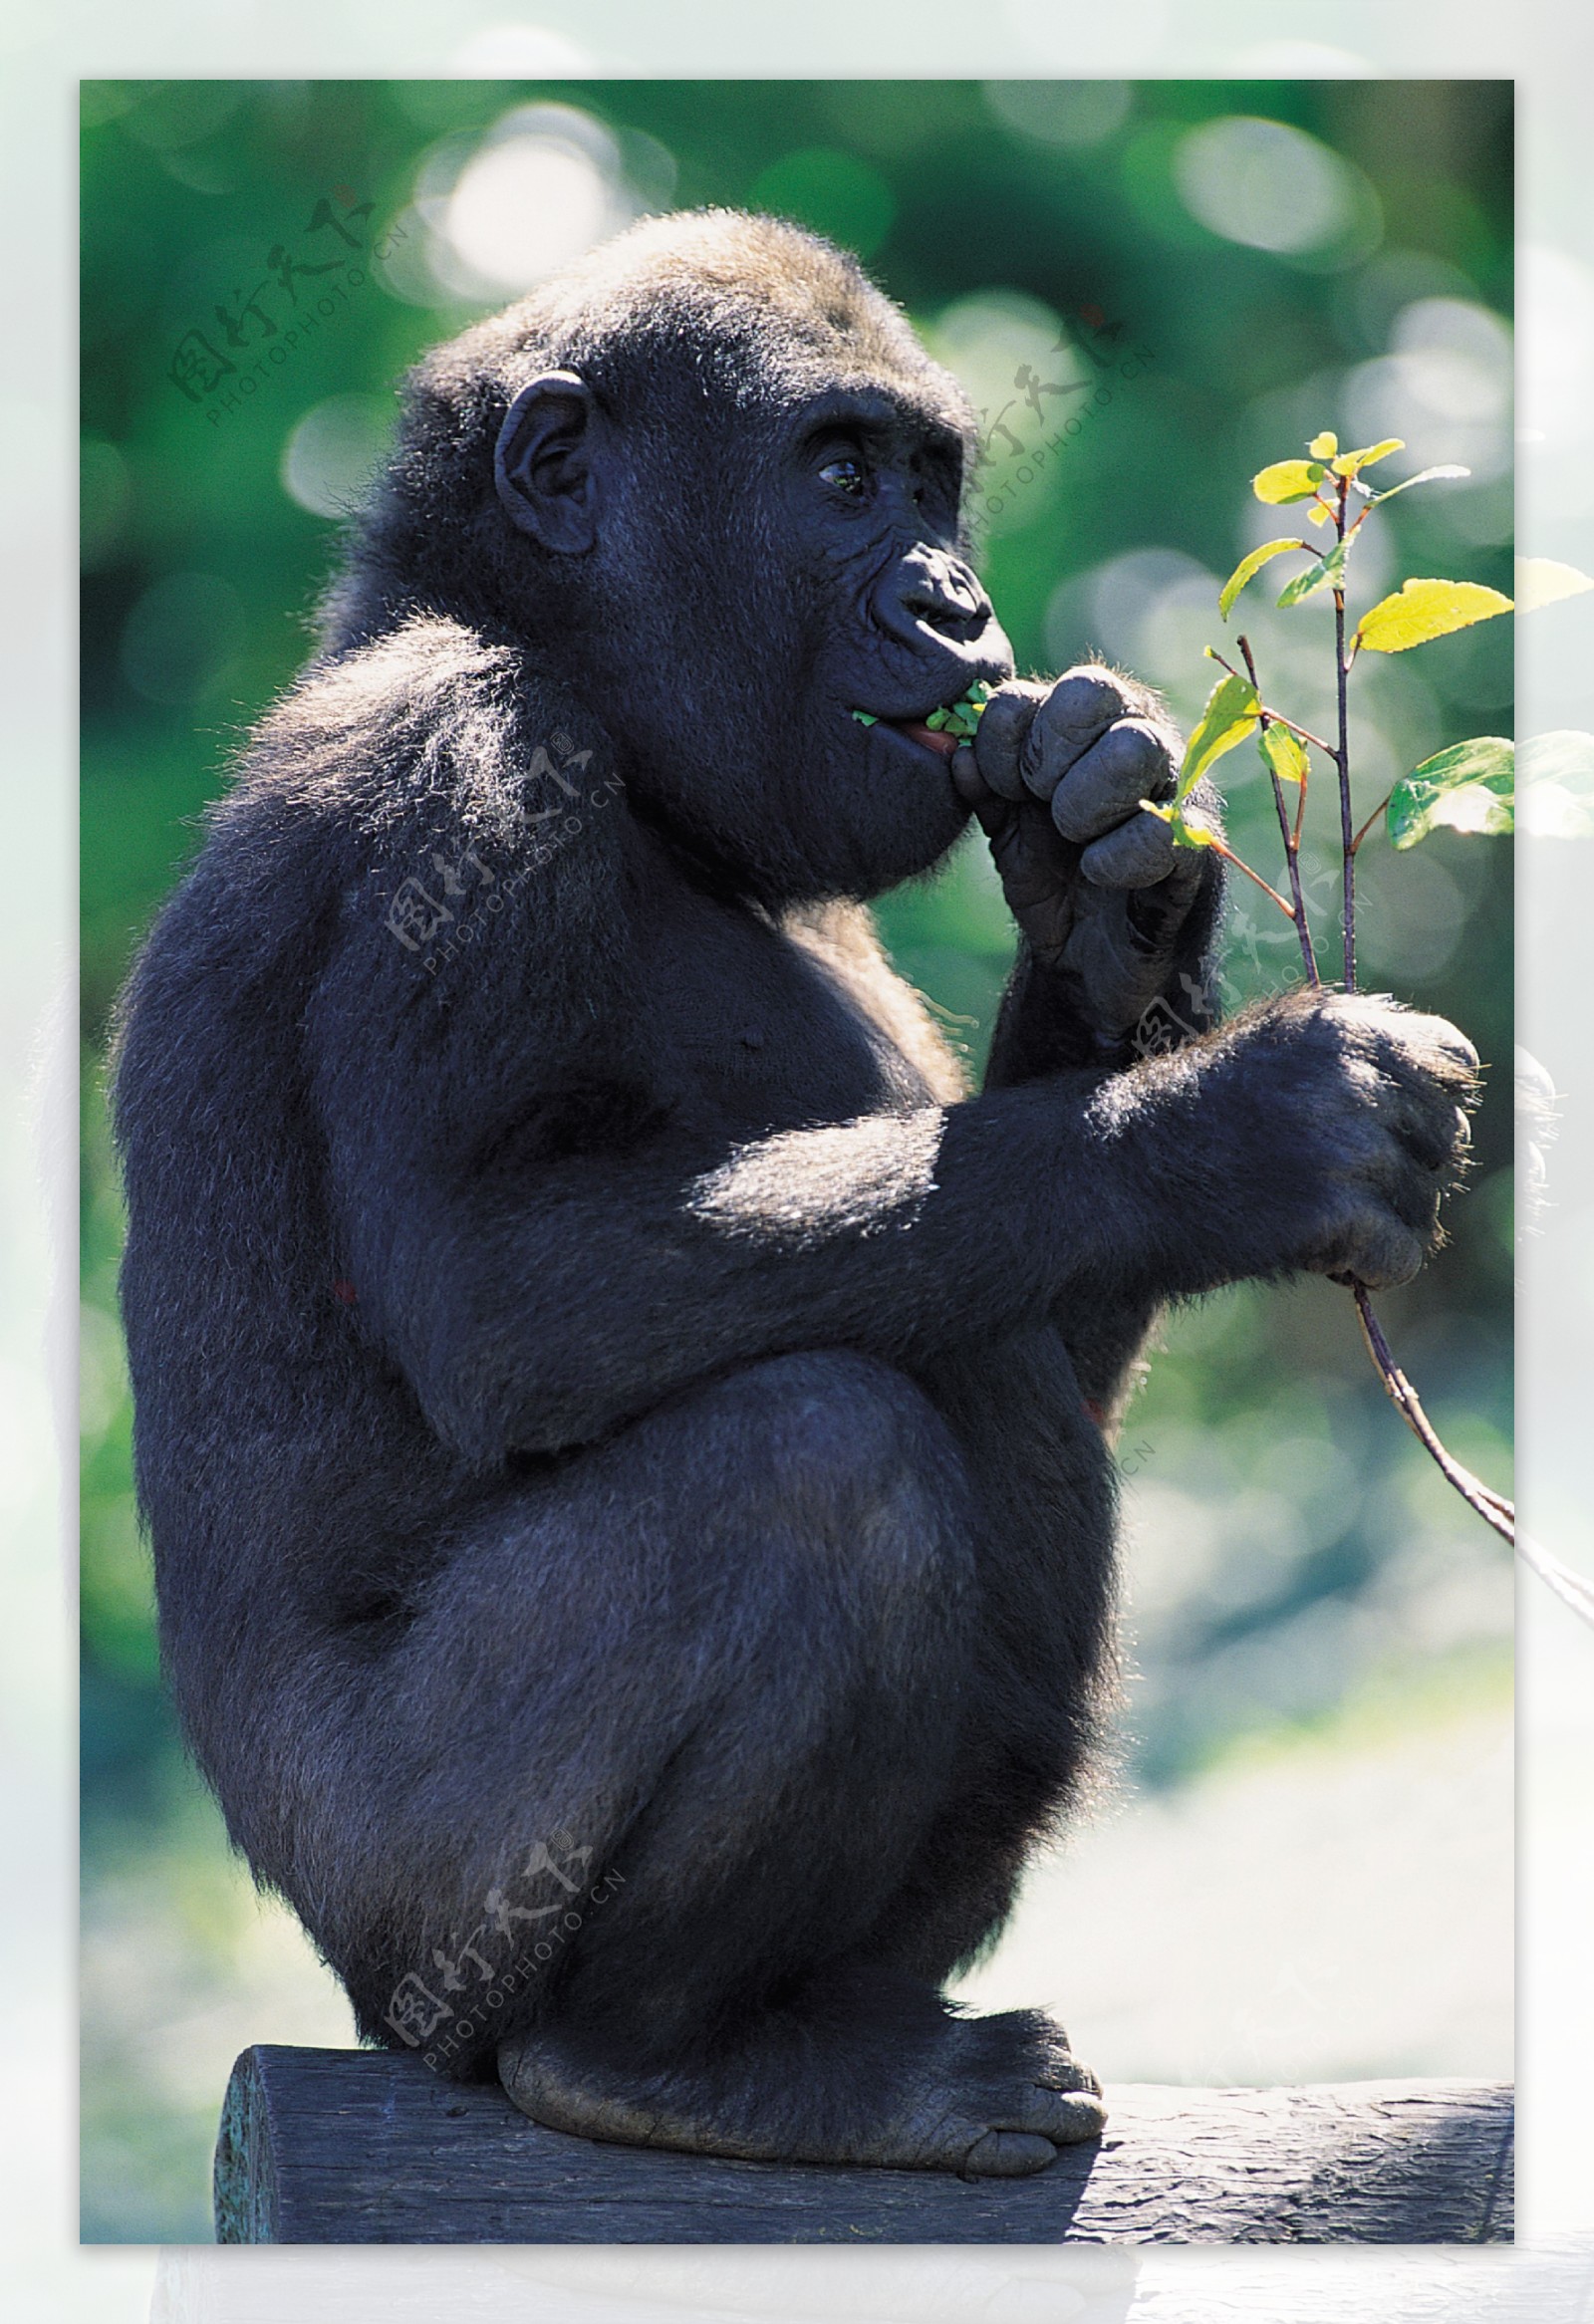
left=228, top=615, right=545, bottom=834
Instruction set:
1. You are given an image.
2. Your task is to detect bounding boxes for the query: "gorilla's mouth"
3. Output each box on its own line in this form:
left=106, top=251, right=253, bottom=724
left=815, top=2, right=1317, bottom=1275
left=851, top=682, right=992, bottom=765
left=880, top=715, right=962, bottom=762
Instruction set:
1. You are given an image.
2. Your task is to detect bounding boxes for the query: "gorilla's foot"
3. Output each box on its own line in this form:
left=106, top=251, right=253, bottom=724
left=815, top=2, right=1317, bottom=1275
left=497, top=1985, right=1106, bottom=2178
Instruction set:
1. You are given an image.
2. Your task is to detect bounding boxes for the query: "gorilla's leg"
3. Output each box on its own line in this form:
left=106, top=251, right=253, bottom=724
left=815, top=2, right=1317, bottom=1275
left=498, top=1351, right=1103, bottom=2174
left=298, top=1349, right=1104, bottom=2175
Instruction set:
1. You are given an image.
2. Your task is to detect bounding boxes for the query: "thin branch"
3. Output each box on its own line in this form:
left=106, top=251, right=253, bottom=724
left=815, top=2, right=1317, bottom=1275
left=1319, top=467, right=1518, bottom=1554
left=1350, top=791, right=1393, bottom=857
left=1333, top=473, right=1356, bottom=988
left=1353, top=1289, right=1514, bottom=1545
left=1230, top=469, right=1522, bottom=1560
left=1237, top=633, right=1318, bottom=982
left=1265, top=709, right=1338, bottom=758
left=1207, top=837, right=1297, bottom=919
left=1204, top=644, right=1335, bottom=757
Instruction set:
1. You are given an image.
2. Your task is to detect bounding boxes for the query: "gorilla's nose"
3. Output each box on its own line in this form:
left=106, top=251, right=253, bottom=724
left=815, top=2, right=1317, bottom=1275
left=878, top=547, right=1002, bottom=649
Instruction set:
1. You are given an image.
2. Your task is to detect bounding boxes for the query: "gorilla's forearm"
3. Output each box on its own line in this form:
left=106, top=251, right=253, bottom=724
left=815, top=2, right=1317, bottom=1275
left=329, top=1041, right=1307, bottom=1467
left=984, top=855, right=1225, bottom=1088
left=983, top=866, right=1223, bottom=1418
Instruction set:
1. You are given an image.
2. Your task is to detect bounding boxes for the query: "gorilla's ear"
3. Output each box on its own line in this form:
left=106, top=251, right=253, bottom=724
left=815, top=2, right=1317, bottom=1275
left=495, top=372, right=603, bottom=554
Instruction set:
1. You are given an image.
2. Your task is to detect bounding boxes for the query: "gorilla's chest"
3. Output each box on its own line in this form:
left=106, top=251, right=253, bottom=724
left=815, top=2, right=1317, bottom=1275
left=636, top=893, right=931, bottom=1138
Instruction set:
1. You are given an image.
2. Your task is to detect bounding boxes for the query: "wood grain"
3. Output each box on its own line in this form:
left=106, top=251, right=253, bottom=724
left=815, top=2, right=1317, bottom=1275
left=213, top=2046, right=1513, bottom=2245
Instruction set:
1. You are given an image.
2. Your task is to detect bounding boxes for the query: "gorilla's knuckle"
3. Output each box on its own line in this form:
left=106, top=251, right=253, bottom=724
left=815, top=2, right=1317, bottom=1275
left=1075, top=811, right=1176, bottom=890
left=1055, top=662, right=1124, bottom=703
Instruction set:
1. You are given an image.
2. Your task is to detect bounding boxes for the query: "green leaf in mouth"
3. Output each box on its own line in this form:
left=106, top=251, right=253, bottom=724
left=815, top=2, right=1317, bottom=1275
left=853, top=680, right=993, bottom=739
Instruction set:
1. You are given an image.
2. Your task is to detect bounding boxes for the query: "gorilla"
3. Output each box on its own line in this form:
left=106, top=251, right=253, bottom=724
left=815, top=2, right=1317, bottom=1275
left=112, top=210, right=1478, bottom=2180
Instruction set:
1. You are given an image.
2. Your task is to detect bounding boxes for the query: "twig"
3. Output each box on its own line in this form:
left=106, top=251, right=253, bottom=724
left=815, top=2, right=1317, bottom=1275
left=1350, top=791, right=1393, bottom=857
left=1208, top=838, right=1297, bottom=920
left=1352, top=1287, right=1514, bottom=1545
left=1237, top=634, right=1318, bottom=983
left=1270, top=711, right=1339, bottom=758
left=1333, top=474, right=1356, bottom=988
left=1314, top=469, right=1518, bottom=1553
left=1201, top=646, right=1337, bottom=757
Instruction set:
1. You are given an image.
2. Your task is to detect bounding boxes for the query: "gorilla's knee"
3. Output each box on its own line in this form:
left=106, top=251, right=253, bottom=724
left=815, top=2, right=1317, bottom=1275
left=693, top=1351, right=974, bottom=1586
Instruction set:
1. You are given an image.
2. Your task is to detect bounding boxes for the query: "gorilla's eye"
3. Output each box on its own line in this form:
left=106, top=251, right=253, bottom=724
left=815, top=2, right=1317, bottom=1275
left=818, top=456, right=871, bottom=501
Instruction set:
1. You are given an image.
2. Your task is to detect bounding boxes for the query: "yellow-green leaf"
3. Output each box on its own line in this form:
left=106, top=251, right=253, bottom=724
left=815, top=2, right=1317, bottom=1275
left=1308, top=430, right=1338, bottom=459
left=1171, top=816, right=1219, bottom=850
left=1331, top=437, right=1404, bottom=477
left=1308, top=502, right=1330, bottom=528
left=1218, top=537, right=1307, bottom=620
left=1276, top=539, right=1349, bottom=609
left=1369, top=463, right=1469, bottom=504
left=1388, top=736, right=1513, bottom=849
left=1177, top=670, right=1260, bottom=799
left=1258, top=724, right=1309, bottom=785
left=1354, top=577, right=1513, bottom=654
left=1253, top=458, right=1326, bottom=506
left=1143, top=800, right=1219, bottom=850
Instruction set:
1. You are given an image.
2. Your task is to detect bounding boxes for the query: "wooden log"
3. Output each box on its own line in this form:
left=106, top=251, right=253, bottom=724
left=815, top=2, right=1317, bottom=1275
left=212, top=2046, right=1513, bottom=2244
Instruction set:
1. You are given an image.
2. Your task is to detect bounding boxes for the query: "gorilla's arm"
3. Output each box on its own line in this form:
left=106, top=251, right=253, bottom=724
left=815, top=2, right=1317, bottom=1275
left=983, top=881, right=1222, bottom=1086
left=312, top=934, right=1472, bottom=1469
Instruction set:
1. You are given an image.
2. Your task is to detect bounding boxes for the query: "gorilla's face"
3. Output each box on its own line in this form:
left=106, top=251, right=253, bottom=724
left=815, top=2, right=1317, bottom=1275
left=494, top=336, right=1012, bottom=906
left=772, top=381, right=1015, bottom=895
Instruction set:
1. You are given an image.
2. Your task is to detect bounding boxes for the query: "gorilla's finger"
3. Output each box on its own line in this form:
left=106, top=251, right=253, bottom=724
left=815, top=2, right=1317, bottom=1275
left=1394, top=1101, right=1472, bottom=1176
left=1050, top=720, right=1177, bottom=842
left=1319, top=1216, right=1426, bottom=1291
left=971, top=683, right=1045, bottom=801
left=1020, top=670, right=1130, bottom=800
left=1077, top=809, right=1181, bottom=890
left=949, top=741, right=987, bottom=808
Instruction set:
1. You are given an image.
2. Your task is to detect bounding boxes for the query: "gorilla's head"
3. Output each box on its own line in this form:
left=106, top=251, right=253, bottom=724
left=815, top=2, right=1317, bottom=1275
left=339, top=209, right=1014, bottom=904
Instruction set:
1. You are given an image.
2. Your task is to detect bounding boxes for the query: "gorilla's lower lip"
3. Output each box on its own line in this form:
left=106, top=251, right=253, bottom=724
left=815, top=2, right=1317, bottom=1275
left=859, top=714, right=963, bottom=764
left=898, top=720, right=960, bottom=762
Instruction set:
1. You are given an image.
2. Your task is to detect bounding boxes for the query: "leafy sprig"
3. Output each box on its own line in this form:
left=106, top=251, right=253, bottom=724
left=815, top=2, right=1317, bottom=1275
left=1164, top=433, right=1515, bottom=1545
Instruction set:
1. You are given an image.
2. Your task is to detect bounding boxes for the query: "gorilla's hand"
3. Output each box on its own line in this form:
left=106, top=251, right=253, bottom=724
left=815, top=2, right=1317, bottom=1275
left=1175, top=990, right=1480, bottom=1292
left=952, top=667, right=1217, bottom=1043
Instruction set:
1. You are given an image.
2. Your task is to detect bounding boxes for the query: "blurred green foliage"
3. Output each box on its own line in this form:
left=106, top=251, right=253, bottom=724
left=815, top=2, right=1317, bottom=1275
left=81, top=77, right=1512, bottom=2238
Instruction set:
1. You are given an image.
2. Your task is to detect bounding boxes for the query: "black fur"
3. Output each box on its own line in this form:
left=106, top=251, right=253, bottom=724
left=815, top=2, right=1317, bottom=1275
left=111, top=211, right=1477, bottom=2173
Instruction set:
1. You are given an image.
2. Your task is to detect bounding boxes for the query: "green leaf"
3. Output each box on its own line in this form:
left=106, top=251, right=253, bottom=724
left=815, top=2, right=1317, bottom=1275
left=1218, top=537, right=1307, bottom=619
left=1177, top=670, right=1260, bottom=799
left=1308, top=430, right=1338, bottom=459
left=1142, top=801, right=1219, bottom=850
left=1258, top=724, right=1309, bottom=785
left=1388, top=736, right=1514, bottom=850
left=1331, top=437, right=1404, bottom=478
left=1276, top=539, right=1349, bottom=609
left=1354, top=577, right=1513, bottom=654
left=1368, top=463, right=1469, bottom=504
left=1172, top=816, right=1219, bottom=849
left=1253, top=458, right=1326, bottom=505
